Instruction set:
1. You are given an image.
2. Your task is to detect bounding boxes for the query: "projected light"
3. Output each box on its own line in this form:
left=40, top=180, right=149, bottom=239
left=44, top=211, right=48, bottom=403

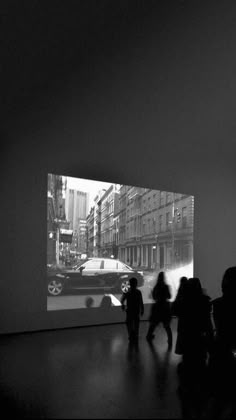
left=47, top=174, right=194, bottom=310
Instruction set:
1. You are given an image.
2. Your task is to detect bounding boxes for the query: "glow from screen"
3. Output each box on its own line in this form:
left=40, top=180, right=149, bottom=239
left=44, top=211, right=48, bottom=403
left=47, top=174, right=194, bottom=310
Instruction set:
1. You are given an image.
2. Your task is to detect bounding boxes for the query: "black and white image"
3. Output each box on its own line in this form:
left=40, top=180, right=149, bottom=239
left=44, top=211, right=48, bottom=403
left=47, top=174, right=194, bottom=310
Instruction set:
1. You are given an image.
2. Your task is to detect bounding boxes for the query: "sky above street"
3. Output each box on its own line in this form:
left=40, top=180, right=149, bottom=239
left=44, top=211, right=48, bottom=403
left=64, top=175, right=113, bottom=209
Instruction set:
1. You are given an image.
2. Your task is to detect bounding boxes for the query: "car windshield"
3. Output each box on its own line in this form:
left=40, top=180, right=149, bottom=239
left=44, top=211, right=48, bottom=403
left=72, top=262, right=83, bottom=269
left=121, top=263, right=133, bottom=271
left=72, top=258, right=92, bottom=269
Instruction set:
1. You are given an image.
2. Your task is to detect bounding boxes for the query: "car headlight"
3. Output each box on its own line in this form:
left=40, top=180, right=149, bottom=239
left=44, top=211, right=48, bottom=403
left=138, top=271, right=143, bottom=276
left=56, top=274, right=65, bottom=278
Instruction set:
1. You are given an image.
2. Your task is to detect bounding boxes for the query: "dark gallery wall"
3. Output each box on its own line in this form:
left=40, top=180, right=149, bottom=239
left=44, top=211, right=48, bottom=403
left=1, top=1, right=236, bottom=334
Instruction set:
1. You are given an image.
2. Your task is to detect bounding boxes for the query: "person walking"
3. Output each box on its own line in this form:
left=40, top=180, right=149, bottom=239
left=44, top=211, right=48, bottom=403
left=146, top=271, right=172, bottom=349
left=174, top=277, right=213, bottom=369
left=121, top=277, right=144, bottom=342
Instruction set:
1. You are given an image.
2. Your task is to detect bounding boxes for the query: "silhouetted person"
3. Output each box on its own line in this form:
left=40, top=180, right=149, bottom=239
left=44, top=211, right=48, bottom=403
left=206, top=267, right=236, bottom=418
left=85, top=296, right=94, bottom=308
left=174, top=277, right=213, bottom=371
left=212, top=266, right=236, bottom=351
left=121, top=277, right=144, bottom=342
left=174, top=278, right=214, bottom=419
left=172, top=276, right=188, bottom=317
left=146, top=271, right=172, bottom=349
left=172, top=276, right=189, bottom=356
left=100, top=294, right=112, bottom=309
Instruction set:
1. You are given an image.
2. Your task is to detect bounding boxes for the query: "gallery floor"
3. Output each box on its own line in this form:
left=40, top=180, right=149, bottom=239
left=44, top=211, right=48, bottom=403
left=0, top=318, right=212, bottom=419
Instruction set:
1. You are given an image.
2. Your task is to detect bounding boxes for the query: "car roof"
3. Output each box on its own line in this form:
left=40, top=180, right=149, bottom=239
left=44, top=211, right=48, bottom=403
left=85, top=258, right=124, bottom=262
left=85, top=257, right=119, bottom=261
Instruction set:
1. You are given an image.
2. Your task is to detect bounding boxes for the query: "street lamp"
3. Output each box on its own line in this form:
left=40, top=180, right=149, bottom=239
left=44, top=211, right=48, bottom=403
left=153, top=234, right=158, bottom=270
left=171, top=193, right=175, bottom=267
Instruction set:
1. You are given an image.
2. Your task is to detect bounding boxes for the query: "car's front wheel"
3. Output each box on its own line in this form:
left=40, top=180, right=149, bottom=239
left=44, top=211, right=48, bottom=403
left=48, top=279, right=64, bottom=296
left=120, top=279, right=130, bottom=294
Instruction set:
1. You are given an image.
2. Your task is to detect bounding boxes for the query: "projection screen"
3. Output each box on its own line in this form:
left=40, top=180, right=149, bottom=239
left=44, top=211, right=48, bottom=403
left=47, top=174, right=194, bottom=311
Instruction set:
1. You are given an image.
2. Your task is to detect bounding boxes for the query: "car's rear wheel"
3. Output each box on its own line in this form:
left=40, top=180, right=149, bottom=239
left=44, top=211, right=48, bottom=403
left=120, top=279, right=130, bottom=294
left=48, top=279, right=64, bottom=296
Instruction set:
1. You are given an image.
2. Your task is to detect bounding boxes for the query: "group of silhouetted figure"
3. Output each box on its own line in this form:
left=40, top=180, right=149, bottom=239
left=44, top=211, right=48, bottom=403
left=120, top=267, right=236, bottom=419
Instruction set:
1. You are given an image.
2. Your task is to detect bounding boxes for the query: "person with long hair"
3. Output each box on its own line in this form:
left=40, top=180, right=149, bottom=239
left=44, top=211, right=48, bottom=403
left=174, top=277, right=213, bottom=369
left=174, top=277, right=214, bottom=419
left=146, top=271, right=172, bottom=349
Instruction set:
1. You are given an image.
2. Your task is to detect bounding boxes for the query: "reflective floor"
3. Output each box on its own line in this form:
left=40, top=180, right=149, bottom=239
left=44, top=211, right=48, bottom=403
left=0, top=319, right=185, bottom=418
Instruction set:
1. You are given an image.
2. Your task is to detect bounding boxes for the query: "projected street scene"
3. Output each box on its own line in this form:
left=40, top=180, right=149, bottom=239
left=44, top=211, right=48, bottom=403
left=47, top=174, right=194, bottom=310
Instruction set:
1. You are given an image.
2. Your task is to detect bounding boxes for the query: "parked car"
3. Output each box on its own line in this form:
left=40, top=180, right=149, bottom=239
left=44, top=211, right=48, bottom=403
left=47, top=258, right=144, bottom=296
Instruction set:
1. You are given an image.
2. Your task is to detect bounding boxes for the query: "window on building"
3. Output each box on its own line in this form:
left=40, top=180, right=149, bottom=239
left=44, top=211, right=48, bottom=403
left=143, top=245, right=146, bottom=264
left=166, top=212, right=171, bottom=229
left=143, top=221, right=146, bottom=234
left=153, top=193, right=157, bottom=208
left=160, top=191, right=165, bottom=206
left=182, top=207, right=187, bottom=227
left=143, top=199, right=146, bottom=213
left=167, top=192, right=172, bottom=203
left=153, top=217, right=156, bottom=232
left=159, top=215, right=163, bottom=231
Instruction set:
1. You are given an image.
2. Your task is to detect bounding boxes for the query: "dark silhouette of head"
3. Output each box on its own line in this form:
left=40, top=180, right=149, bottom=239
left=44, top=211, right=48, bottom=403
left=221, top=266, right=236, bottom=297
left=179, top=276, right=188, bottom=286
left=179, top=276, right=187, bottom=288
left=85, top=296, right=94, bottom=308
left=187, top=277, right=202, bottom=297
left=177, top=276, right=188, bottom=295
left=157, top=271, right=166, bottom=285
left=129, top=277, right=138, bottom=289
left=100, top=295, right=112, bottom=308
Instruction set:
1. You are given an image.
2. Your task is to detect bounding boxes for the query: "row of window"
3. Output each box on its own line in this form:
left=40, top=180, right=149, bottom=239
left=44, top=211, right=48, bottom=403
left=125, top=207, right=188, bottom=234
left=124, top=190, right=185, bottom=210
left=88, top=206, right=189, bottom=244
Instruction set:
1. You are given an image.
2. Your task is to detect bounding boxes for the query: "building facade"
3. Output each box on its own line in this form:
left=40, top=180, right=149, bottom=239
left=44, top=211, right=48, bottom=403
left=47, top=174, right=65, bottom=264
left=70, top=181, right=194, bottom=272
left=85, top=184, right=194, bottom=272
left=87, top=206, right=96, bottom=258
left=65, top=187, right=89, bottom=256
left=99, top=184, right=120, bottom=258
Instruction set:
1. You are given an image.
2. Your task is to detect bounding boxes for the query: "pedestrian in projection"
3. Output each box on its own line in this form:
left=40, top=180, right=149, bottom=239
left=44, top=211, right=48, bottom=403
left=121, top=277, right=144, bottom=342
left=146, top=271, right=173, bottom=349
